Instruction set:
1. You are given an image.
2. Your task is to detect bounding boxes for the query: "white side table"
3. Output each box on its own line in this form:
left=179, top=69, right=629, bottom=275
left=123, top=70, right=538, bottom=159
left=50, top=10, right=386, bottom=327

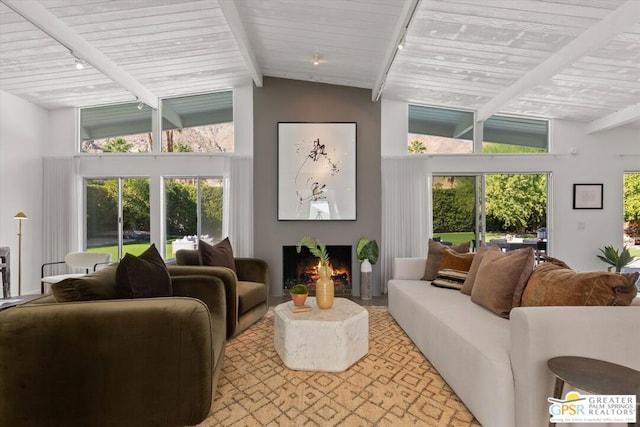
left=274, top=297, right=368, bottom=372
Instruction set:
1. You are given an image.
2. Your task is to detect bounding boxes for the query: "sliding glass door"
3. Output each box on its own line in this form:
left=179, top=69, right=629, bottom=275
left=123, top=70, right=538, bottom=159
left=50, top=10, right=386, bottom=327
left=624, top=172, right=640, bottom=258
left=433, top=173, right=548, bottom=248
left=164, top=177, right=225, bottom=258
left=85, top=178, right=151, bottom=260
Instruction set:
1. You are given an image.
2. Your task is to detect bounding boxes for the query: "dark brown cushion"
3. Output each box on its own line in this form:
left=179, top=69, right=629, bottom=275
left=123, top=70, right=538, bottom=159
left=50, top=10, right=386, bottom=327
left=51, top=264, right=118, bottom=302
left=470, top=248, right=536, bottom=318
left=460, top=245, right=501, bottom=295
left=521, top=261, right=639, bottom=306
left=422, top=239, right=471, bottom=281
left=439, top=249, right=474, bottom=272
left=115, top=244, right=172, bottom=298
left=199, top=237, right=236, bottom=273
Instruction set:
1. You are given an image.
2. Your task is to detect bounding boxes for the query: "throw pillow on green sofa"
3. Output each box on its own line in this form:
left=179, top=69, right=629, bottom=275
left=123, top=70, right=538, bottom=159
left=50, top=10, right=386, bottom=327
left=51, top=264, right=118, bottom=302
left=116, top=244, right=172, bottom=298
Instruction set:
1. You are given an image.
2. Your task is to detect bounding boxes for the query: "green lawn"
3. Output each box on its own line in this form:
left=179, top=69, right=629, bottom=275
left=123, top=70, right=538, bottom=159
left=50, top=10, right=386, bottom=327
left=433, top=232, right=534, bottom=245
left=88, top=242, right=175, bottom=260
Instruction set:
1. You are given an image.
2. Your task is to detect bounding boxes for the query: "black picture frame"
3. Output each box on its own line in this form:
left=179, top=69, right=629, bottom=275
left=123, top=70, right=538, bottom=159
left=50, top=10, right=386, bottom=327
left=277, top=122, right=357, bottom=221
left=573, top=184, right=603, bottom=209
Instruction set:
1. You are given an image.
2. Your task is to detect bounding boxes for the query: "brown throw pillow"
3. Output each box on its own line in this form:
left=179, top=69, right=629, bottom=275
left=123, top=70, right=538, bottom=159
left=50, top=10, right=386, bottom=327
left=470, top=248, right=536, bottom=318
left=422, top=239, right=471, bottom=281
left=116, top=244, right=172, bottom=298
left=199, top=237, right=237, bottom=273
left=52, top=264, right=118, bottom=302
left=460, top=245, right=501, bottom=295
left=439, top=249, right=474, bottom=272
left=521, top=262, right=638, bottom=307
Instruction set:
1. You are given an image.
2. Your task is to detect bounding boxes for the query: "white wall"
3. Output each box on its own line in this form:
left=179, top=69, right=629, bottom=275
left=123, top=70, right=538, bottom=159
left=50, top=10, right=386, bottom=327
left=0, top=90, right=47, bottom=295
left=381, top=97, right=640, bottom=272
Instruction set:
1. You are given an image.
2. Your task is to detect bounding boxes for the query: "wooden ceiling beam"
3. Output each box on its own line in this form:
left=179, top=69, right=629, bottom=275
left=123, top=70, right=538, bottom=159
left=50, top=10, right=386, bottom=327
left=586, top=103, right=640, bottom=134
left=1, top=0, right=158, bottom=109
left=371, top=0, right=421, bottom=102
left=218, top=0, right=263, bottom=88
left=0, top=0, right=158, bottom=109
left=475, top=0, right=640, bottom=124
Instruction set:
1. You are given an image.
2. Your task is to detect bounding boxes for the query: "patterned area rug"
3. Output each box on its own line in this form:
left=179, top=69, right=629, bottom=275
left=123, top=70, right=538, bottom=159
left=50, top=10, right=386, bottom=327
left=200, top=307, right=480, bottom=426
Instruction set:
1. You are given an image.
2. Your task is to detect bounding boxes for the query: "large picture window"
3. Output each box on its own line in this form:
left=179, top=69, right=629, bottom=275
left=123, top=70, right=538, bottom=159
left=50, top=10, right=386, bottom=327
left=482, top=115, right=548, bottom=153
left=85, top=178, right=151, bottom=260
left=433, top=173, right=548, bottom=251
left=80, top=103, right=153, bottom=153
left=407, top=105, right=473, bottom=154
left=164, top=177, right=225, bottom=258
left=161, top=91, right=233, bottom=153
left=407, top=104, right=549, bottom=154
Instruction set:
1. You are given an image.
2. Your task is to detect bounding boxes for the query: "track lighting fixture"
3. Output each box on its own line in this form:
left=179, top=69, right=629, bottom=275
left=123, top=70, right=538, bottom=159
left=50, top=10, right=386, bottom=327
left=312, top=54, right=320, bottom=66
left=137, top=101, right=143, bottom=110
left=74, top=56, right=84, bottom=69
left=397, top=35, right=405, bottom=50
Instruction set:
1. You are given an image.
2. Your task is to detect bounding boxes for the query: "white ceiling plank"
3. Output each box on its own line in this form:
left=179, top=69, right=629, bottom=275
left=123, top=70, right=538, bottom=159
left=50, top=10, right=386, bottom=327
left=218, top=0, right=263, bottom=87
left=0, top=0, right=158, bottom=108
left=476, top=0, right=640, bottom=123
left=371, top=0, right=421, bottom=102
left=586, top=103, right=640, bottom=134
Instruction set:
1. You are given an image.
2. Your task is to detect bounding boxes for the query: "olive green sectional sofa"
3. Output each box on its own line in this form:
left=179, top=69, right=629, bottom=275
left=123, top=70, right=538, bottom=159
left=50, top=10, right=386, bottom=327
left=0, top=263, right=227, bottom=427
left=175, top=248, right=270, bottom=339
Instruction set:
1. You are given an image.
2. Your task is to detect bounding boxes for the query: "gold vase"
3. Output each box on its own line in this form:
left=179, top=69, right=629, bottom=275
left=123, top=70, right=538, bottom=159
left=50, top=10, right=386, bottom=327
left=315, top=265, right=334, bottom=309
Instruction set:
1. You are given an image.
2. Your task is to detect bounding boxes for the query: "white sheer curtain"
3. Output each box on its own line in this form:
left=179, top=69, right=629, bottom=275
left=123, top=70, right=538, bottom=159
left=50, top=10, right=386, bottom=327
left=42, top=157, right=76, bottom=276
left=228, top=156, right=253, bottom=257
left=381, top=156, right=429, bottom=292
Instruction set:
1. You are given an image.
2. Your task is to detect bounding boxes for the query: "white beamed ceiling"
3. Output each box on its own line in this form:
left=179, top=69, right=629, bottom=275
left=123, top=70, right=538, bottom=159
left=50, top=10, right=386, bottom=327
left=1, top=0, right=639, bottom=130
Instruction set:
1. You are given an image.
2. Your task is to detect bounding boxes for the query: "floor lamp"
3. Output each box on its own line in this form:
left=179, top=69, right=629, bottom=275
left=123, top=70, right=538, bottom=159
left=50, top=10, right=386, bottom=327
left=14, top=212, right=27, bottom=296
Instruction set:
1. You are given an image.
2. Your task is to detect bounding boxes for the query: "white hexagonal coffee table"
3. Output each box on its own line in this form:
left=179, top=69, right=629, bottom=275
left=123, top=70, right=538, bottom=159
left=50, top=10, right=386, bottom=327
left=274, top=297, right=368, bottom=372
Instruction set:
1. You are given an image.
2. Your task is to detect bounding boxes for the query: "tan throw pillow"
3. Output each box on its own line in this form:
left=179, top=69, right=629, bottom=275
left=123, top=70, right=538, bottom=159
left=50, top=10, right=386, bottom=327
left=439, top=249, right=474, bottom=272
left=521, top=262, right=638, bottom=307
left=199, top=237, right=237, bottom=273
left=470, top=248, right=536, bottom=318
left=460, top=245, right=501, bottom=295
left=52, top=264, right=118, bottom=302
left=422, top=239, right=471, bottom=281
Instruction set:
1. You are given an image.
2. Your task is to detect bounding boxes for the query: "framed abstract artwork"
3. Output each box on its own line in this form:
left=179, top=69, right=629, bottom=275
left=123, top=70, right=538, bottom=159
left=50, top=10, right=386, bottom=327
left=278, top=122, right=356, bottom=220
left=573, top=183, right=603, bottom=209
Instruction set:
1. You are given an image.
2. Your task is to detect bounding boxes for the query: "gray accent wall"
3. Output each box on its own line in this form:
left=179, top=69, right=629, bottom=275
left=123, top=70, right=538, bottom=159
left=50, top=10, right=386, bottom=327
left=253, top=77, right=382, bottom=297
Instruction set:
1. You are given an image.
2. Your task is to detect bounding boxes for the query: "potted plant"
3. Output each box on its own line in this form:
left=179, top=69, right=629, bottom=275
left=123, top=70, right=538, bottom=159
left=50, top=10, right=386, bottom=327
left=357, top=238, right=379, bottom=300
left=296, top=237, right=333, bottom=308
left=290, top=284, right=309, bottom=306
left=357, top=238, right=379, bottom=265
left=296, top=236, right=329, bottom=266
left=597, top=245, right=636, bottom=272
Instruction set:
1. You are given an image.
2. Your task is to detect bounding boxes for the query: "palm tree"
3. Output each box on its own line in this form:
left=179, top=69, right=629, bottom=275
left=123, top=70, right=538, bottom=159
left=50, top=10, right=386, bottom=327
left=408, top=140, right=426, bottom=154
left=102, top=137, right=132, bottom=153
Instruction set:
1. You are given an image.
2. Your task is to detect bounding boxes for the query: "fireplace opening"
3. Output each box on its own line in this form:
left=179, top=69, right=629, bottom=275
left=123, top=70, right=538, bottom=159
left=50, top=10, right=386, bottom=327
left=283, top=245, right=352, bottom=296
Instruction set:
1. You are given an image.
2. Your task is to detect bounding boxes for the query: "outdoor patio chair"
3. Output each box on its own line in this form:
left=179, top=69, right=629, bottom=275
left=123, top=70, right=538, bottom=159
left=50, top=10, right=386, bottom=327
left=41, top=252, right=112, bottom=294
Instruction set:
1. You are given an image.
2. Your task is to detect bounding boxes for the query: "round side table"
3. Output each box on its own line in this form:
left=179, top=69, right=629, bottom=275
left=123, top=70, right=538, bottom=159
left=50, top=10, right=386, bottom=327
left=547, top=356, right=640, bottom=427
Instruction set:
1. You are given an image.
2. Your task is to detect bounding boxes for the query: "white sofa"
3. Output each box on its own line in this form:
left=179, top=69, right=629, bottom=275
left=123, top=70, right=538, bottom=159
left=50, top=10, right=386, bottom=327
left=388, top=257, right=640, bottom=427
